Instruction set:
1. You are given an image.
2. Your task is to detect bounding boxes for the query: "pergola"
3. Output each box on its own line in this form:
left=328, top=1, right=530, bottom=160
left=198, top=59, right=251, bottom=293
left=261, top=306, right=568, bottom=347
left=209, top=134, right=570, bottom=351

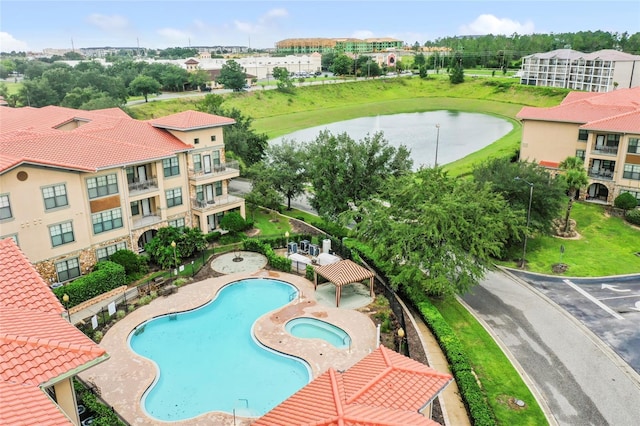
left=313, top=259, right=375, bottom=307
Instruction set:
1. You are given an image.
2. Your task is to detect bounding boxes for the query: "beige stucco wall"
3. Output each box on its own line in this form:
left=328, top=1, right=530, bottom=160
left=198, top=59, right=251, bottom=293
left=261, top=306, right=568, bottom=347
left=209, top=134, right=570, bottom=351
left=520, top=120, right=582, bottom=163
left=612, top=61, right=640, bottom=89
left=53, top=378, right=80, bottom=426
left=166, top=127, right=225, bottom=148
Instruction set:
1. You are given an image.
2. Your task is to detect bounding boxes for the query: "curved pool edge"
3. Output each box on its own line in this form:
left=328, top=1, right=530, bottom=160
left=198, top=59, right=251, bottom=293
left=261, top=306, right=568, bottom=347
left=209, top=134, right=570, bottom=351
left=78, top=271, right=377, bottom=426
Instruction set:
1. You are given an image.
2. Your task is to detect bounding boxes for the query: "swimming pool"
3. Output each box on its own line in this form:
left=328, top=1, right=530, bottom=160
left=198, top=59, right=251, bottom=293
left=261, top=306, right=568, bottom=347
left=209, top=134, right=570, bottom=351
left=128, top=278, right=310, bottom=421
left=285, top=317, right=351, bottom=349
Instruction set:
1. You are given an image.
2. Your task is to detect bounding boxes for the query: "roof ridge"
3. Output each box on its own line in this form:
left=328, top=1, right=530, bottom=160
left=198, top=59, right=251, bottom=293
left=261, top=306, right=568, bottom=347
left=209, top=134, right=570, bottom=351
left=1, top=332, right=105, bottom=356
left=328, top=369, right=346, bottom=418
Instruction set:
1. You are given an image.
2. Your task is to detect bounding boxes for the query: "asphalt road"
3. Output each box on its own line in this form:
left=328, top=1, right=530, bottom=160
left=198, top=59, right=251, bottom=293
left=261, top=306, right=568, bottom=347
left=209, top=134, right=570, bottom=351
left=462, top=270, right=640, bottom=426
left=228, top=178, right=317, bottom=214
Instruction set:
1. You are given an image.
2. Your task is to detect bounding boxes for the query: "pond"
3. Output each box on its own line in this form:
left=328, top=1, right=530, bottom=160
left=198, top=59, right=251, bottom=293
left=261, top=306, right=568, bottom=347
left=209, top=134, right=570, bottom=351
left=270, top=111, right=513, bottom=169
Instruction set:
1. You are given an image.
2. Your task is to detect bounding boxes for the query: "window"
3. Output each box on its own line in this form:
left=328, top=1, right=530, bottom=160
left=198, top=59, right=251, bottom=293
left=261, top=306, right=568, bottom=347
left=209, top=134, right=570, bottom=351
left=213, top=150, right=221, bottom=166
left=168, top=217, right=185, bottom=228
left=576, top=150, right=586, bottom=160
left=166, top=188, right=183, bottom=207
left=620, top=189, right=640, bottom=203
left=50, top=222, right=74, bottom=247
left=607, top=134, right=620, bottom=144
left=92, top=208, right=123, bottom=234
left=629, top=138, right=640, bottom=154
left=130, top=201, right=140, bottom=216
left=87, top=174, right=118, bottom=199
left=193, top=154, right=202, bottom=172
left=623, top=164, right=640, bottom=180
left=194, top=138, right=200, bottom=145
left=42, top=184, right=68, bottom=210
left=56, top=258, right=80, bottom=282
left=96, top=242, right=127, bottom=262
left=215, top=181, right=223, bottom=196
left=163, top=157, right=180, bottom=177
left=0, top=194, right=12, bottom=220
left=2, top=234, right=18, bottom=246
left=578, top=129, right=588, bottom=141
left=211, top=135, right=216, bottom=142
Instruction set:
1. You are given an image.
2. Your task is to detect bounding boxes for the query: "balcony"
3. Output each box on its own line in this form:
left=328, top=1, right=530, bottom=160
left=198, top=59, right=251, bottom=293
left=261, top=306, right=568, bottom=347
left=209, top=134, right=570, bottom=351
left=132, top=210, right=162, bottom=229
left=588, top=169, right=614, bottom=180
left=188, top=161, right=240, bottom=181
left=128, top=178, right=159, bottom=194
left=191, top=194, right=243, bottom=211
left=591, top=145, right=619, bottom=156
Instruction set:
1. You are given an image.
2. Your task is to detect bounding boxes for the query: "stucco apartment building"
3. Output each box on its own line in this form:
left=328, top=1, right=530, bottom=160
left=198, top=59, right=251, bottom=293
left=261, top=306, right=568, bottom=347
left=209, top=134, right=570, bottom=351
left=0, top=106, right=245, bottom=285
left=275, top=37, right=404, bottom=55
left=517, top=86, right=640, bottom=204
left=519, top=49, right=640, bottom=93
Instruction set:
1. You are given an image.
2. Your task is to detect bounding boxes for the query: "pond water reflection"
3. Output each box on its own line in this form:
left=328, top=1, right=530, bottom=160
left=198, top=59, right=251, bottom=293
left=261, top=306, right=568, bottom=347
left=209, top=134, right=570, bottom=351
left=271, top=111, right=512, bottom=169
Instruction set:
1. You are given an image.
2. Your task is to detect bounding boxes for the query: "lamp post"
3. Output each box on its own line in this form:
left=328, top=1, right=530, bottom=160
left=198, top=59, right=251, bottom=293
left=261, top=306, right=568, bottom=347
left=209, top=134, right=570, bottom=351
left=170, top=240, right=177, bottom=276
left=397, top=327, right=405, bottom=354
left=434, top=124, right=441, bottom=167
left=285, top=231, right=290, bottom=253
left=515, top=177, right=534, bottom=269
left=62, top=293, right=70, bottom=322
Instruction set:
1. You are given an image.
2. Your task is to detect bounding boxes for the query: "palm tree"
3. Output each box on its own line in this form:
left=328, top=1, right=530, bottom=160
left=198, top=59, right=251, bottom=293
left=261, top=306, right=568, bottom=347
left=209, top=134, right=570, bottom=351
left=559, top=156, right=589, bottom=233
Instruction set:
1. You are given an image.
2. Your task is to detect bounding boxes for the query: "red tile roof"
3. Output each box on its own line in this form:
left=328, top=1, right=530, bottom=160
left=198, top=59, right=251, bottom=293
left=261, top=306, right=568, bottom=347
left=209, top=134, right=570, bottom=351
left=516, top=87, right=640, bottom=132
left=254, top=346, right=452, bottom=426
left=0, top=238, right=108, bottom=426
left=150, top=110, right=235, bottom=130
left=0, top=106, right=232, bottom=173
left=539, top=160, right=560, bottom=169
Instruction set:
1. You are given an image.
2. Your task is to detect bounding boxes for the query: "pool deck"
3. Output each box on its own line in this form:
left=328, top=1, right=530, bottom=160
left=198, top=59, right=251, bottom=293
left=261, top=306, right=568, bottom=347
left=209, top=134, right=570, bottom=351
left=79, top=270, right=377, bottom=426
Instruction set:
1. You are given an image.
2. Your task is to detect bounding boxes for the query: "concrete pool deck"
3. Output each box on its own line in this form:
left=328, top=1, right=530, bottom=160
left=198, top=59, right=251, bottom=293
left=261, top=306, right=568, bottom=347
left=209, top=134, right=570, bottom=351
left=79, top=270, right=377, bottom=426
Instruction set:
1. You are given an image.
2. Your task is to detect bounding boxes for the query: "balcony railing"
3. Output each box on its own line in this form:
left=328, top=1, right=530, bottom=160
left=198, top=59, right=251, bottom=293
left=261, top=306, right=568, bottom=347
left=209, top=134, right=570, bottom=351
left=132, top=210, right=162, bottom=229
left=588, top=169, right=614, bottom=180
left=191, top=194, right=243, bottom=210
left=128, top=178, right=158, bottom=193
left=591, top=146, right=618, bottom=156
left=188, top=161, right=240, bottom=180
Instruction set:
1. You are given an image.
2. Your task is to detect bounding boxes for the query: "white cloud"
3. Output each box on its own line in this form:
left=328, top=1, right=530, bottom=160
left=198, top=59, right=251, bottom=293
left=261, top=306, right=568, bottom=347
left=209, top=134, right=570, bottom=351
left=157, top=28, right=192, bottom=45
left=460, top=14, right=535, bottom=35
left=234, top=8, right=289, bottom=35
left=86, top=14, right=131, bottom=32
left=0, top=32, right=29, bottom=52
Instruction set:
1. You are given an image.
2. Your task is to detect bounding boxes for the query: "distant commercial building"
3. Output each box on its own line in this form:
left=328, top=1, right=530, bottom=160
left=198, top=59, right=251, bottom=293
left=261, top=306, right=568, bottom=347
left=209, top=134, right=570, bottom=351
left=519, top=49, right=640, bottom=93
left=183, top=54, right=322, bottom=81
left=276, top=38, right=404, bottom=54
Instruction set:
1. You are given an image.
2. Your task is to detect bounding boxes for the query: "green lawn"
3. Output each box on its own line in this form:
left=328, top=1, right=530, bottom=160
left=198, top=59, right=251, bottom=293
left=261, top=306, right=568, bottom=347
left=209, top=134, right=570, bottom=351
left=500, top=202, right=640, bottom=276
left=433, top=297, right=548, bottom=426
left=1, top=80, right=23, bottom=95
left=249, top=207, right=292, bottom=237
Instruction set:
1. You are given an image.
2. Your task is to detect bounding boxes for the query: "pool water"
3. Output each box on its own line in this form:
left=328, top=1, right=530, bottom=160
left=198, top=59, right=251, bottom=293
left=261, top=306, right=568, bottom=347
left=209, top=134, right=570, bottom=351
left=128, top=278, right=310, bottom=421
left=286, top=317, right=351, bottom=349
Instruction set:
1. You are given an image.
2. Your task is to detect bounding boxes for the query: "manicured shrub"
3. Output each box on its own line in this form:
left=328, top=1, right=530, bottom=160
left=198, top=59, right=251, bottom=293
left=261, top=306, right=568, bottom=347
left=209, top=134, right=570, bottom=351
left=205, top=231, right=221, bottom=243
left=109, top=249, right=148, bottom=276
left=53, top=261, right=126, bottom=308
left=626, top=209, right=640, bottom=226
left=242, top=238, right=292, bottom=272
left=614, top=192, right=638, bottom=211
left=220, top=212, right=247, bottom=234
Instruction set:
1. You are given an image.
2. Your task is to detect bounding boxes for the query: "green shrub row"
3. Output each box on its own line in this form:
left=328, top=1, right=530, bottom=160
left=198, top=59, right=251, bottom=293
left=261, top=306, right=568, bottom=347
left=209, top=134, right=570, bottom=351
left=626, top=209, right=640, bottom=226
left=205, top=231, right=221, bottom=243
left=242, top=238, right=292, bottom=272
left=53, top=261, right=126, bottom=308
left=418, top=300, right=496, bottom=426
left=80, top=389, right=126, bottom=426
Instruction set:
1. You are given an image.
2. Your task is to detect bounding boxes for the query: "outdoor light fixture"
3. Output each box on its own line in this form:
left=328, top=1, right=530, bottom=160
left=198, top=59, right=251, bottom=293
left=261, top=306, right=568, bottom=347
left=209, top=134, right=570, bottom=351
left=514, top=177, right=534, bottom=269
left=397, top=327, right=406, bottom=354
left=434, top=124, right=441, bottom=167
left=62, top=293, right=70, bottom=322
left=170, top=240, right=177, bottom=275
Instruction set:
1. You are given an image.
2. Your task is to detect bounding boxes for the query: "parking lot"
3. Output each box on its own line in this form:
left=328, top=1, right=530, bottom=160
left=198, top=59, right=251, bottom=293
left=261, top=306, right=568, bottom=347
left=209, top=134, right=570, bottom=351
left=509, top=270, right=640, bottom=374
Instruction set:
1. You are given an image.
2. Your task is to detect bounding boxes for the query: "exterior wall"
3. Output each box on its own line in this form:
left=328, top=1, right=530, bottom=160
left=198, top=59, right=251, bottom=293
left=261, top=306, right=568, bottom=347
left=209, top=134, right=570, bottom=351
left=53, top=378, right=80, bottom=426
left=520, top=120, right=582, bottom=162
left=612, top=60, right=640, bottom=89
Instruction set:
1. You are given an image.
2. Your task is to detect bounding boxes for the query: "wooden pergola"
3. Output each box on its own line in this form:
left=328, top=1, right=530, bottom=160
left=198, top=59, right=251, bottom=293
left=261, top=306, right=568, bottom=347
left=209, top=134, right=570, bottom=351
left=313, top=260, right=375, bottom=307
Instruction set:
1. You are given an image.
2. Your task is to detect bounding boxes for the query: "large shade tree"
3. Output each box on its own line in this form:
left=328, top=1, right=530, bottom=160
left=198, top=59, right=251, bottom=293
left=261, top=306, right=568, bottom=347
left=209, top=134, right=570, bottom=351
left=348, top=168, right=521, bottom=297
left=216, top=59, right=246, bottom=91
left=305, top=130, right=412, bottom=219
left=559, top=156, right=589, bottom=232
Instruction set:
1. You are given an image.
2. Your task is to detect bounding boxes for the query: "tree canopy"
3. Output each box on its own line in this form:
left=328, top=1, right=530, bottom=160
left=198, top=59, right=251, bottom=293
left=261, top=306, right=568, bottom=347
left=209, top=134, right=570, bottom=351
left=559, top=156, right=589, bottom=232
left=272, top=66, right=294, bottom=93
left=129, top=75, right=161, bottom=102
left=216, top=59, right=246, bottom=91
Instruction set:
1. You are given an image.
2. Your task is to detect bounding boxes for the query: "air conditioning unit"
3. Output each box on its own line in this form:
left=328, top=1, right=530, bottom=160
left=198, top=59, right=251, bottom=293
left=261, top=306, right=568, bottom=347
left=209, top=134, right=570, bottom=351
left=299, top=240, right=310, bottom=253
left=287, top=242, right=298, bottom=254
left=308, top=244, right=320, bottom=256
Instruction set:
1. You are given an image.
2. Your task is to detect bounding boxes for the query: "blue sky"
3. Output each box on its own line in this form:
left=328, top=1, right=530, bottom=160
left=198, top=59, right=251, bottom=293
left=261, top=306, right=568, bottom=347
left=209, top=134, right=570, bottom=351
left=1, top=0, right=639, bottom=52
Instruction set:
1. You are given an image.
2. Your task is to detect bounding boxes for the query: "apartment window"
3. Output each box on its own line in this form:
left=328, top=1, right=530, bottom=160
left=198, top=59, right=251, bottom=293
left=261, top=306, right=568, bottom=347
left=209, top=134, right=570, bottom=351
left=211, top=135, right=216, bottom=142
left=130, top=201, right=140, bottom=216
left=50, top=222, right=74, bottom=247
left=96, top=242, right=127, bottom=262
left=163, top=157, right=180, bottom=177
left=215, top=181, right=223, bottom=196
left=56, top=258, right=81, bottom=282
left=576, top=150, right=586, bottom=161
left=87, top=174, right=118, bottom=199
left=92, top=208, right=123, bottom=234
left=578, top=129, right=588, bottom=141
left=194, top=138, right=200, bottom=145
left=166, top=188, right=183, bottom=207
left=0, top=194, right=12, bottom=220
left=628, top=138, right=640, bottom=154
left=168, top=217, right=185, bottom=228
left=2, top=234, right=18, bottom=246
left=607, top=134, right=620, bottom=144
left=213, top=150, right=221, bottom=166
left=623, top=164, right=640, bottom=180
left=620, top=190, right=640, bottom=203
left=42, top=184, right=68, bottom=210
left=193, top=154, right=202, bottom=172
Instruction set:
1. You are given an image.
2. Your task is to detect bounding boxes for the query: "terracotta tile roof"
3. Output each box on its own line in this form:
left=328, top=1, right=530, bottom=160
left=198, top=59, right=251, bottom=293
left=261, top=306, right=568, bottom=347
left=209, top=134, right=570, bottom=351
left=254, top=346, right=451, bottom=426
left=0, top=239, right=108, bottom=425
left=314, top=260, right=375, bottom=287
left=150, top=110, right=236, bottom=130
left=0, top=105, right=230, bottom=173
left=539, top=160, right=560, bottom=169
left=0, top=238, right=64, bottom=314
left=516, top=87, right=640, bottom=130
left=580, top=109, right=640, bottom=133
left=0, top=381, right=72, bottom=426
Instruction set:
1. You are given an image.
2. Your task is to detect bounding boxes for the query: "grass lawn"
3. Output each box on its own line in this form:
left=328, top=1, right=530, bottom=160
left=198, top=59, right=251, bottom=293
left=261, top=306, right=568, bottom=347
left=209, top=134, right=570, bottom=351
left=433, top=296, right=548, bottom=426
left=249, top=207, right=292, bottom=237
left=500, top=202, right=640, bottom=276
left=1, top=80, right=23, bottom=95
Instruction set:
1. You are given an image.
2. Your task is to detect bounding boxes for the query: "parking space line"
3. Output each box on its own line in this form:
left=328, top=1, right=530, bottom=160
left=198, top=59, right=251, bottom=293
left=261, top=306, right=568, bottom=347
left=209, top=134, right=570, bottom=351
left=563, top=279, right=625, bottom=320
left=600, top=294, right=640, bottom=301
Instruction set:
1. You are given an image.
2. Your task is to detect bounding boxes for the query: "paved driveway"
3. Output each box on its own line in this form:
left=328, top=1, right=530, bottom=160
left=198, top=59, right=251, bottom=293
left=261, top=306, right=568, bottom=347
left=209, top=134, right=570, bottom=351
left=462, top=270, right=640, bottom=426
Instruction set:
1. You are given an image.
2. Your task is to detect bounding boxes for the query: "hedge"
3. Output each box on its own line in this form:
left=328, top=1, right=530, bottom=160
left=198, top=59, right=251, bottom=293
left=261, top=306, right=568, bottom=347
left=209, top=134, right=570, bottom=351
left=53, top=261, right=126, bottom=308
left=626, top=209, right=640, bottom=226
left=242, top=238, right=292, bottom=272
